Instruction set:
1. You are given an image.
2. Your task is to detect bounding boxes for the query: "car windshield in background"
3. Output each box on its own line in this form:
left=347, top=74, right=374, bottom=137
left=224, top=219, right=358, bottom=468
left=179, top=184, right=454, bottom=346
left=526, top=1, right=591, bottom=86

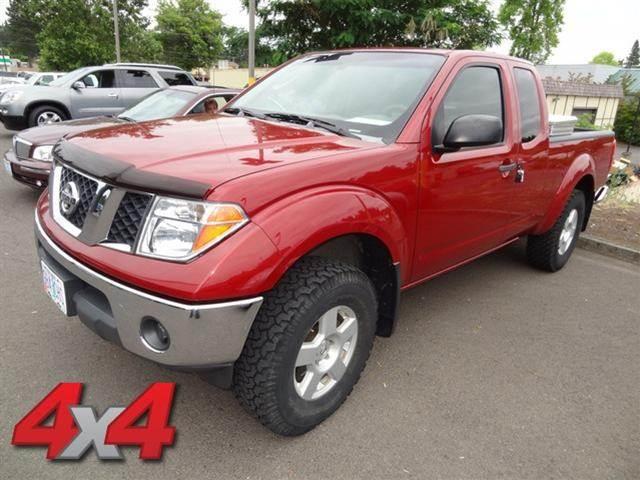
left=231, top=51, right=445, bottom=143
left=118, top=89, right=196, bottom=122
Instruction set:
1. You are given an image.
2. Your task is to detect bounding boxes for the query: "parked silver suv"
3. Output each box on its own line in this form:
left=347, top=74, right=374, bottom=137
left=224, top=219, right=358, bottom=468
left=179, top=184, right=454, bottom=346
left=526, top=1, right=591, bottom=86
left=0, top=63, right=197, bottom=130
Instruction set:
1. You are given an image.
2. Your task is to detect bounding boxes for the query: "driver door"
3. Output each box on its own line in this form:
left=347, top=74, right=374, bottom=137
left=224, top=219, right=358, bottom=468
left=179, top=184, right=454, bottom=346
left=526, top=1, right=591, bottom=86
left=70, top=69, right=123, bottom=118
left=411, top=59, right=527, bottom=281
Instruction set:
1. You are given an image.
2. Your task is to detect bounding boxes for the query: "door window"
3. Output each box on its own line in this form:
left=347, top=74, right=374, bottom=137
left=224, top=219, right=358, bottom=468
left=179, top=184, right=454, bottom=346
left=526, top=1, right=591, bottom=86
left=119, top=69, right=158, bottom=88
left=432, top=66, right=504, bottom=146
left=514, top=68, right=542, bottom=142
left=159, top=71, right=195, bottom=86
left=80, top=70, right=115, bottom=88
left=36, top=75, right=54, bottom=85
left=189, top=95, right=232, bottom=114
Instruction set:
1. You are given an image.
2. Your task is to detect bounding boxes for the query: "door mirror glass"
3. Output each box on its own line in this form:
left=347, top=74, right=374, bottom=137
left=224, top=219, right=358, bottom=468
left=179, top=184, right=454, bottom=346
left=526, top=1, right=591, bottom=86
left=72, top=81, right=85, bottom=90
left=438, top=114, right=502, bottom=152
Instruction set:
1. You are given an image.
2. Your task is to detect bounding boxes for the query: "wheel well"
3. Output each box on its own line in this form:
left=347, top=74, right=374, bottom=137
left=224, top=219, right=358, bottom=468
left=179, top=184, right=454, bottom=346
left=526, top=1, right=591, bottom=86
left=574, top=175, right=594, bottom=231
left=25, top=101, right=71, bottom=122
left=306, top=234, right=400, bottom=337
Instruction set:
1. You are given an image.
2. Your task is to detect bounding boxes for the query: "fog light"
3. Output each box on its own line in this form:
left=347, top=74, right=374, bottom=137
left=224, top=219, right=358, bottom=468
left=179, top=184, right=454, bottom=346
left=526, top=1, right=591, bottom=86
left=140, top=317, right=170, bottom=352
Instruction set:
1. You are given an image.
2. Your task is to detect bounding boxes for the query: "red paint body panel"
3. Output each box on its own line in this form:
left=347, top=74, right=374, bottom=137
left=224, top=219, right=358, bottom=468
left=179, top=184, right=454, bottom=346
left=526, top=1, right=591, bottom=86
left=37, top=49, right=615, bottom=303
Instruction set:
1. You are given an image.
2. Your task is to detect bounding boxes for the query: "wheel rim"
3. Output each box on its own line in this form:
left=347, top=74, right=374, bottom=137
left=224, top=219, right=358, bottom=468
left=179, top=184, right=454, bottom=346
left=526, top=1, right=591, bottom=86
left=293, top=305, right=358, bottom=401
left=558, top=208, right=578, bottom=255
left=37, top=111, right=62, bottom=126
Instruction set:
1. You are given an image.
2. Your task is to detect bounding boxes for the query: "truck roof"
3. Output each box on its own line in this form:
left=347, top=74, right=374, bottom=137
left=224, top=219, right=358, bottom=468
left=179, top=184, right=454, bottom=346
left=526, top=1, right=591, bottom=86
left=300, top=48, right=534, bottom=65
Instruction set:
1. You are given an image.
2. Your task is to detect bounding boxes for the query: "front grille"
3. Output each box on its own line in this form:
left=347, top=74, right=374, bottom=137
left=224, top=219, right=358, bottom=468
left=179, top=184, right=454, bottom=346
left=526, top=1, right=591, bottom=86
left=106, top=192, right=152, bottom=247
left=14, top=138, right=31, bottom=159
left=59, top=167, right=98, bottom=228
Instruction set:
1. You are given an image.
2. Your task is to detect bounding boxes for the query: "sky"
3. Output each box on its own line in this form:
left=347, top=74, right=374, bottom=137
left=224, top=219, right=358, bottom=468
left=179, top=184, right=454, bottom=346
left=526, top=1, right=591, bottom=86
left=2, top=0, right=639, bottom=65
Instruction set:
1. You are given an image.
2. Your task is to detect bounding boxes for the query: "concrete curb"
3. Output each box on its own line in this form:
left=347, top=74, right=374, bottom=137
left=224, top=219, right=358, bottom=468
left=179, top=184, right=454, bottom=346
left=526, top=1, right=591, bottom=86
left=578, top=235, right=640, bottom=265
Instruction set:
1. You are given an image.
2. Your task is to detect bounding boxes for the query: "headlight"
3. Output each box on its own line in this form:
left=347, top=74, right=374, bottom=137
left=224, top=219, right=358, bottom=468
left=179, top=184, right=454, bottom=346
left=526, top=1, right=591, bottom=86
left=138, top=197, right=249, bottom=261
left=0, top=90, right=23, bottom=105
left=32, top=145, right=54, bottom=162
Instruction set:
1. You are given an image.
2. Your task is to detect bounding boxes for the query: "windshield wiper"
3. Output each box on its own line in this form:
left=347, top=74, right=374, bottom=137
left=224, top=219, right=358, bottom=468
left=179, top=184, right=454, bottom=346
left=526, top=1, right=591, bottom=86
left=263, top=112, right=360, bottom=139
left=117, top=115, right=136, bottom=122
left=223, top=106, right=266, bottom=119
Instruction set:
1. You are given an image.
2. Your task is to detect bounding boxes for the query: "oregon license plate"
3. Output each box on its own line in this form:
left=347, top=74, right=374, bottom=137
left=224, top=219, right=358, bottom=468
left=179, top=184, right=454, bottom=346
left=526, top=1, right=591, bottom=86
left=41, top=261, right=67, bottom=314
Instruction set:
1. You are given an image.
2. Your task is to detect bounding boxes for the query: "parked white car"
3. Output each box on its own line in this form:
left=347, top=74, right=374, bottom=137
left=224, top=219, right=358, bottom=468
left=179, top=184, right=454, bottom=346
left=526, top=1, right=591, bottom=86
left=0, top=72, right=66, bottom=95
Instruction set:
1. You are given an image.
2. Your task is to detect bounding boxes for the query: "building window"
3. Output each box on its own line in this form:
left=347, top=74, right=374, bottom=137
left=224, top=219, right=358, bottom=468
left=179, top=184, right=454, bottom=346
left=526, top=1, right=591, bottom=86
left=571, top=108, right=597, bottom=124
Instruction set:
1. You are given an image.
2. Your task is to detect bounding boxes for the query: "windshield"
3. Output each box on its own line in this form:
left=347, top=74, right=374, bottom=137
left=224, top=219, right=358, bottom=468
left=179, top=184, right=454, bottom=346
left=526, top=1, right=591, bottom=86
left=49, top=67, right=90, bottom=87
left=231, top=51, right=445, bottom=143
left=119, top=89, right=196, bottom=122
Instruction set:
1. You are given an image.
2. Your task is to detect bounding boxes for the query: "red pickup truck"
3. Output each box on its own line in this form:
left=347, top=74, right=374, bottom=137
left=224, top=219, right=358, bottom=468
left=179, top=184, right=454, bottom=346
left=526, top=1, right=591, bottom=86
left=34, top=49, right=614, bottom=436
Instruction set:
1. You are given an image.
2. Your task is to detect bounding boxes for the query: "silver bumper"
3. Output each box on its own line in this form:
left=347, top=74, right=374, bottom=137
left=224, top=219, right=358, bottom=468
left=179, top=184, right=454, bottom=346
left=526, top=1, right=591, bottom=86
left=36, top=213, right=263, bottom=367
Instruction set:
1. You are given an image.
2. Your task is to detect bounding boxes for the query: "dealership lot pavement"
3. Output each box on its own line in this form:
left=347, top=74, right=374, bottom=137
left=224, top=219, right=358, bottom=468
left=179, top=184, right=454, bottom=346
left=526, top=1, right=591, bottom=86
left=0, top=125, right=638, bottom=479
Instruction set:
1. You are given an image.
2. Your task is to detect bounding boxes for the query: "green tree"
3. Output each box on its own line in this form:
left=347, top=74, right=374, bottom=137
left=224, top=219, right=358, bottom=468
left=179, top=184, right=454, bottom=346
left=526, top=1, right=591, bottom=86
left=155, top=0, right=224, bottom=70
left=624, top=40, right=640, bottom=68
left=590, top=51, right=619, bottom=66
left=221, top=26, right=274, bottom=67
left=499, top=0, right=566, bottom=64
left=614, top=96, right=640, bottom=146
left=4, top=0, right=42, bottom=63
left=254, top=0, right=501, bottom=63
left=6, top=0, right=160, bottom=71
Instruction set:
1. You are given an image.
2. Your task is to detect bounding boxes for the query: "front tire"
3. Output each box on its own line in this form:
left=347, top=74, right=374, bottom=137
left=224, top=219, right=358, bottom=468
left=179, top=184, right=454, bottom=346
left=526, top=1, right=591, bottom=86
left=233, top=257, right=377, bottom=436
left=527, top=190, right=585, bottom=272
left=28, top=105, right=67, bottom=127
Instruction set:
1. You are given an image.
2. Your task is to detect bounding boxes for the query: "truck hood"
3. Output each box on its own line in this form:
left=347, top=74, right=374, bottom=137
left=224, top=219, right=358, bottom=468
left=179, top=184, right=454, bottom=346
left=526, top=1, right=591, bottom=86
left=58, top=114, right=378, bottom=198
left=18, top=116, right=127, bottom=146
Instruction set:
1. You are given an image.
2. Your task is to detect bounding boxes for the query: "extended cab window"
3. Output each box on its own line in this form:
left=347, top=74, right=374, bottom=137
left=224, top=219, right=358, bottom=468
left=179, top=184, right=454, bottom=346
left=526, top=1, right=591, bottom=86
left=514, top=68, right=542, bottom=142
left=432, top=66, right=504, bottom=147
left=159, top=71, right=194, bottom=86
left=120, top=69, right=158, bottom=88
left=80, top=70, right=115, bottom=88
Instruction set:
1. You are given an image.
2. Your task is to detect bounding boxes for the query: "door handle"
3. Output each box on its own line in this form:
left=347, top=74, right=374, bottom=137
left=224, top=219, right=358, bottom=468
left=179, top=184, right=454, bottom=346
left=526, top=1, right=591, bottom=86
left=107, top=92, right=118, bottom=98
left=498, top=161, right=518, bottom=173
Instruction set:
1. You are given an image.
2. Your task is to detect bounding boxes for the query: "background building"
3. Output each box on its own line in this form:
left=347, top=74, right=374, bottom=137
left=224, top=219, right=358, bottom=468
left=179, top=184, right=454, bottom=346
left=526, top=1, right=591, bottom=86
left=542, top=78, right=623, bottom=127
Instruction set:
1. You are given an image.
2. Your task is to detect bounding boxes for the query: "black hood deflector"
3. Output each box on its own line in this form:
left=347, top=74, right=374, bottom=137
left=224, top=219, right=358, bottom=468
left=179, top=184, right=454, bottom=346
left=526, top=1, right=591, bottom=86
left=53, top=140, right=211, bottom=199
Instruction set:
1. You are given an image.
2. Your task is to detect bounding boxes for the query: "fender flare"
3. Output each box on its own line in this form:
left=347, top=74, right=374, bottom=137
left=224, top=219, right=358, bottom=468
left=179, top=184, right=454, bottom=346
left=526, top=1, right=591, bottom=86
left=532, top=153, right=595, bottom=235
left=251, top=185, right=409, bottom=289
left=25, top=100, right=72, bottom=121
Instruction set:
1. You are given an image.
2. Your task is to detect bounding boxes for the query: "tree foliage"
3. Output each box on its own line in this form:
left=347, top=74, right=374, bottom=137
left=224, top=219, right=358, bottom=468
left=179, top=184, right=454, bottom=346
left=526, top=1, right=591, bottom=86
left=5, top=0, right=161, bottom=70
left=4, top=0, right=42, bottom=63
left=590, top=51, right=619, bottom=67
left=499, top=0, right=566, bottom=64
left=254, top=0, right=501, bottom=63
left=624, top=40, right=640, bottom=68
left=155, top=0, right=224, bottom=70
left=221, top=26, right=274, bottom=67
left=614, top=95, right=640, bottom=146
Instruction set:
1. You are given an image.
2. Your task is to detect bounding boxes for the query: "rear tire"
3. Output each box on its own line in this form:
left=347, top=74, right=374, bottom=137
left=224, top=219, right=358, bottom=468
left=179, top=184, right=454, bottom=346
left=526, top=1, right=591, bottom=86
left=527, top=190, right=585, bottom=272
left=233, top=257, right=377, bottom=436
left=28, top=105, right=67, bottom=127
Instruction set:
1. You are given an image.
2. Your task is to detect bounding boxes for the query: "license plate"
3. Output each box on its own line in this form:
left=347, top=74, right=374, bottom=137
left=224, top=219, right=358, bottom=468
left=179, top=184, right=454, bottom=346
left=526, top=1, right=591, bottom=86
left=3, top=159, right=11, bottom=175
left=41, top=261, right=67, bottom=314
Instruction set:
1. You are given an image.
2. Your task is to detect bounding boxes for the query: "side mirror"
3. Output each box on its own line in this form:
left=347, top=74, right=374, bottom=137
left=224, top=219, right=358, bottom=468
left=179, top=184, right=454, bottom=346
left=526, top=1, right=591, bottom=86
left=72, top=81, right=85, bottom=90
left=436, top=114, right=502, bottom=153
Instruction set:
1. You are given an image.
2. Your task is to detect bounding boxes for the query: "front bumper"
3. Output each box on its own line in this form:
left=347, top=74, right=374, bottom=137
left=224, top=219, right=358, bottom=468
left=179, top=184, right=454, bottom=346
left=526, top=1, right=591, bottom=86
left=35, top=213, right=263, bottom=368
left=5, top=150, right=50, bottom=188
left=0, top=114, right=27, bottom=130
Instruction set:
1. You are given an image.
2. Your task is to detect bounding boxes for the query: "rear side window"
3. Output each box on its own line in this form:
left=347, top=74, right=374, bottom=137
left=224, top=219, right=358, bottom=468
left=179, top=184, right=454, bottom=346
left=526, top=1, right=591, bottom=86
left=514, top=68, right=542, bottom=142
left=159, top=71, right=194, bottom=86
left=120, top=69, right=158, bottom=88
left=432, top=66, right=504, bottom=146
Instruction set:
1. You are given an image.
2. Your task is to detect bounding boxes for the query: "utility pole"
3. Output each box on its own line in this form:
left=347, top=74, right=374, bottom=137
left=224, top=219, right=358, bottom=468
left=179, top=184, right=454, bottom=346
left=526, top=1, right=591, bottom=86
left=113, top=0, right=121, bottom=63
left=248, top=0, right=256, bottom=85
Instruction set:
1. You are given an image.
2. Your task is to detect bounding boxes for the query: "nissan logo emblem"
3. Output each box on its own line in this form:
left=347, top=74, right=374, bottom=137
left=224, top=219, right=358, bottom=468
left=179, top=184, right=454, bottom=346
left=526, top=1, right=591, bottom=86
left=60, top=181, right=80, bottom=216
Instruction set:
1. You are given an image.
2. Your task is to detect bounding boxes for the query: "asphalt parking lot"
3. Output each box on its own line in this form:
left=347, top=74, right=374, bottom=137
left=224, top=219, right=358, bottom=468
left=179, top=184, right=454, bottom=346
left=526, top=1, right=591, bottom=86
left=0, top=124, right=638, bottom=479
